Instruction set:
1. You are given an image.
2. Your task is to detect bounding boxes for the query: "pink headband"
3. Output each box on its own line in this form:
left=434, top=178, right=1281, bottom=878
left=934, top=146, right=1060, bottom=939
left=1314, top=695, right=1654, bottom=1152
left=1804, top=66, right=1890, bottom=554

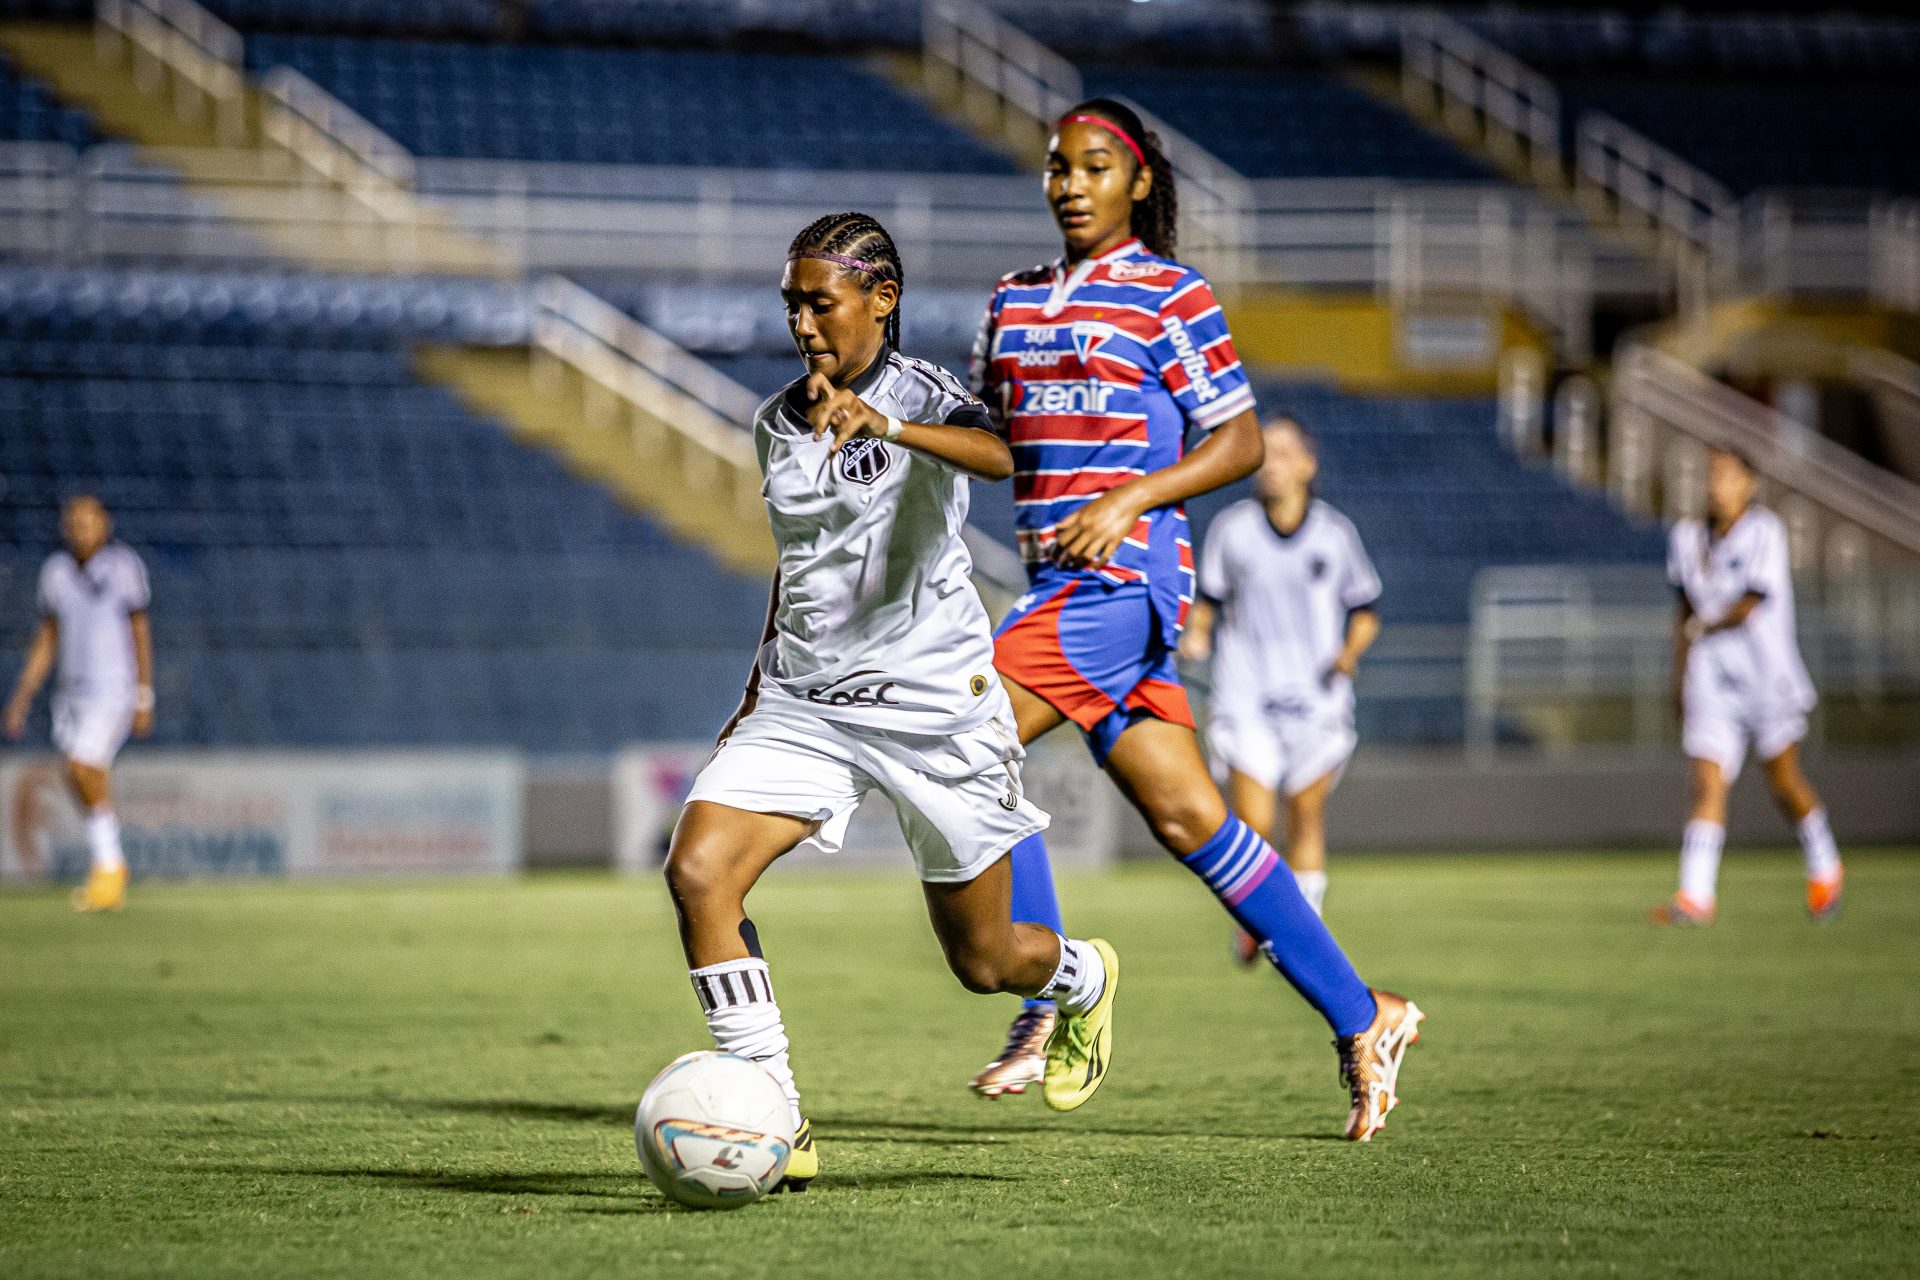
left=1059, top=113, right=1147, bottom=168
left=788, top=249, right=884, bottom=275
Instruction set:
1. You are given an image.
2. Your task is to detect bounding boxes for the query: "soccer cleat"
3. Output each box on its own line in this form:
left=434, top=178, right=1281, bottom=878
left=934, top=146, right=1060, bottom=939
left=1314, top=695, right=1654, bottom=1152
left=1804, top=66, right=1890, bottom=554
left=1650, top=892, right=1715, bottom=926
left=1042, top=938, right=1118, bottom=1113
left=1807, top=867, right=1844, bottom=921
left=776, top=1117, right=817, bottom=1192
left=1230, top=928, right=1262, bottom=969
left=969, top=1003, right=1055, bottom=1099
left=1336, top=988, right=1423, bottom=1142
left=70, top=866, right=127, bottom=914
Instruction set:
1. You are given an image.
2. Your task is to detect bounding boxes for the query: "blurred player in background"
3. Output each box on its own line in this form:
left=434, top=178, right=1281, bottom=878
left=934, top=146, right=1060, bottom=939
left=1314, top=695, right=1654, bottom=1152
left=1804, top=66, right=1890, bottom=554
left=662, top=213, right=1122, bottom=1193
left=4, top=496, right=153, bottom=912
left=968, top=99, right=1420, bottom=1141
left=1179, top=415, right=1380, bottom=942
left=1655, top=447, right=1841, bottom=925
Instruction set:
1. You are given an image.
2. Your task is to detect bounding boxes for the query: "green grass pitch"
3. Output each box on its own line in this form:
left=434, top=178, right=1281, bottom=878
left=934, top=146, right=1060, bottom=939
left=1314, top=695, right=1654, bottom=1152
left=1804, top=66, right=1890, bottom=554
left=2, top=850, right=1916, bottom=1279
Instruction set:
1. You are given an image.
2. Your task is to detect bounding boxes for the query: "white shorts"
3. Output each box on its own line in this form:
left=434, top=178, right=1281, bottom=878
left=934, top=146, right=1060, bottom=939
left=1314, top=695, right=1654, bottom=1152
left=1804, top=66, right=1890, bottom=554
left=1682, top=683, right=1807, bottom=783
left=685, top=695, right=1049, bottom=884
left=52, top=693, right=135, bottom=769
left=1206, top=701, right=1357, bottom=798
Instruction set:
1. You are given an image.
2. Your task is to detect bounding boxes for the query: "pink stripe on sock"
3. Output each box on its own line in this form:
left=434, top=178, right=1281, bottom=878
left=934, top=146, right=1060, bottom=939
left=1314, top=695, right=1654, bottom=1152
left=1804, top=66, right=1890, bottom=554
left=1222, top=849, right=1279, bottom=905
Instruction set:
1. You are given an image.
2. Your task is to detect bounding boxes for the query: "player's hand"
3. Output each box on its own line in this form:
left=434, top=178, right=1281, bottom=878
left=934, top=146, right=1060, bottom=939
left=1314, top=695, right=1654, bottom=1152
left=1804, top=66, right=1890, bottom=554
left=2, top=697, right=26, bottom=740
left=802, top=373, right=885, bottom=454
left=1052, top=487, right=1146, bottom=570
left=132, top=707, right=154, bottom=738
left=1322, top=651, right=1360, bottom=688
left=1176, top=628, right=1212, bottom=663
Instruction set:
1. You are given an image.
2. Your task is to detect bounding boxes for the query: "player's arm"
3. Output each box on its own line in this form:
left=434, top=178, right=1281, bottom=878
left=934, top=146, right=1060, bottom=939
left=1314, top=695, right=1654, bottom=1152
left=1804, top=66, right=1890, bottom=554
left=1052, top=409, right=1262, bottom=569
left=4, top=618, right=56, bottom=739
left=129, top=608, right=154, bottom=737
left=718, top=569, right=780, bottom=746
left=1686, top=591, right=1764, bottom=640
left=802, top=374, right=1012, bottom=482
left=1177, top=599, right=1218, bottom=663
left=1671, top=592, right=1693, bottom=719
left=1327, top=606, right=1380, bottom=684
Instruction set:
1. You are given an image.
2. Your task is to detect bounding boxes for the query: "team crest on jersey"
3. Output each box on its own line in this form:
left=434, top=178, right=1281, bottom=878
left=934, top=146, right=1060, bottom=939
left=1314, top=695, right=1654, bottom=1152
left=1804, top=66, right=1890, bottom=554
left=838, top=438, right=892, bottom=486
left=969, top=674, right=988, bottom=696
left=1310, top=555, right=1328, bottom=581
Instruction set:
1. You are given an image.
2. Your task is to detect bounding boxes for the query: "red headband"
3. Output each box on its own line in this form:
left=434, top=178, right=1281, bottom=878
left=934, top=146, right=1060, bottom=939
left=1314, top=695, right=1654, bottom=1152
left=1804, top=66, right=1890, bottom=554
left=788, top=249, right=884, bottom=275
left=1059, top=113, right=1147, bottom=168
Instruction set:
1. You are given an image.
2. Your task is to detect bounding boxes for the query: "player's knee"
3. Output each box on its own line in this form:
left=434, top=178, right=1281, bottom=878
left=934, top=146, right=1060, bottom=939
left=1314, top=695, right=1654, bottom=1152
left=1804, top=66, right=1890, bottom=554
left=662, top=839, right=731, bottom=908
left=942, top=937, right=1014, bottom=995
left=1144, top=794, right=1225, bottom=855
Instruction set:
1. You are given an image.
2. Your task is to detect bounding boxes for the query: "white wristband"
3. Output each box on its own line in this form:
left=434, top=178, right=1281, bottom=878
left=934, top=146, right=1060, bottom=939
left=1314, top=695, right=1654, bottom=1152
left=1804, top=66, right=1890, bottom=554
left=134, top=685, right=155, bottom=713
left=883, top=415, right=905, bottom=442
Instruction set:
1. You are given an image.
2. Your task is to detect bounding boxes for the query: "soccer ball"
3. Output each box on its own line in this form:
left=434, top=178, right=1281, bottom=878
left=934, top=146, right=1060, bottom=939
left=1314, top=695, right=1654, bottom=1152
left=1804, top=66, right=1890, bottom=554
left=635, top=1051, right=795, bottom=1209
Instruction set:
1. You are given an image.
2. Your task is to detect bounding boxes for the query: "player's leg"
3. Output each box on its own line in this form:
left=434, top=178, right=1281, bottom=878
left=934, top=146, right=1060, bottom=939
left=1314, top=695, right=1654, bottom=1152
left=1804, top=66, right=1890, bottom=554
left=58, top=699, right=132, bottom=913
left=1282, top=768, right=1337, bottom=917
left=1225, top=767, right=1280, bottom=964
left=667, top=717, right=865, bottom=1190
left=1102, top=716, right=1421, bottom=1140
left=1758, top=736, right=1842, bottom=918
left=1656, top=756, right=1731, bottom=924
left=892, top=729, right=1118, bottom=1114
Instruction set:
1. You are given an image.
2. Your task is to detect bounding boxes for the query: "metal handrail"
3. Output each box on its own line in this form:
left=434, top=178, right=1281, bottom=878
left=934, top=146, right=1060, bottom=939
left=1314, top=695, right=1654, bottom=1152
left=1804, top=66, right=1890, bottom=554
left=1401, top=10, right=1561, bottom=185
left=1613, top=345, right=1920, bottom=565
left=259, top=66, right=416, bottom=193
left=95, top=0, right=246, bottom=145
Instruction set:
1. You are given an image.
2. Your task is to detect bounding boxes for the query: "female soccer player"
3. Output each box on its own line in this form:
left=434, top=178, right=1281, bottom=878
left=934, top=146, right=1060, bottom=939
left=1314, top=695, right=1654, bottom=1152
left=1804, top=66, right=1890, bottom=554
left=967, top=100, right=1420, bottom=1141
left=1655, top=445, right=1842, bottom=925
left=1179, top=415, right=1381, bottom=931
left=663, top=212, right=1121, bottom=1194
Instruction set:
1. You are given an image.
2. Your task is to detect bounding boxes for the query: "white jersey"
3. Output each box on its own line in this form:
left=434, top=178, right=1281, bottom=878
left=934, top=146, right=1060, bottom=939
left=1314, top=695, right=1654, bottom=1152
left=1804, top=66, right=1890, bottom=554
left=37, top=543, right=149, bottom=701
left=1198, top=499, right=1380, bottom=720
left=752, top=350, right=1004, bottom=736
left=1667, top=505, right=1815, bottom=714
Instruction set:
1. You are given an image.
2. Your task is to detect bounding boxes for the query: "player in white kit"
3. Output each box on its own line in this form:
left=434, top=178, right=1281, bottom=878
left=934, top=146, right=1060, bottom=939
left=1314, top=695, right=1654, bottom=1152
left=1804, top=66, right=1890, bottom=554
left=660, top=213, right=1121, bottom=1193
left=1654, top=446, right=1842, bottom=925
left=5, top=495, right=153, bottom=912
left=1180, top=417, right=1380, bottom=936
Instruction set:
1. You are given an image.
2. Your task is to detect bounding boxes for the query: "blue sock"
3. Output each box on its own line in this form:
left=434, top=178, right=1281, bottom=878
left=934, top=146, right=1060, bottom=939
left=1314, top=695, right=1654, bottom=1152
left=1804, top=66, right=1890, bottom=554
left=1009, top=832, right=1065, bottom=1010
left=1179, top=815, right=1377, bottom=1038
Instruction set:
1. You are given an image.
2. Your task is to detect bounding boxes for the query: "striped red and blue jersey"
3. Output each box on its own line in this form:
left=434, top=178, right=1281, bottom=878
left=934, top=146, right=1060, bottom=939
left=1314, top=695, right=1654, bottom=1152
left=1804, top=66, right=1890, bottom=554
left=969, top=236, right=1255, bottom=633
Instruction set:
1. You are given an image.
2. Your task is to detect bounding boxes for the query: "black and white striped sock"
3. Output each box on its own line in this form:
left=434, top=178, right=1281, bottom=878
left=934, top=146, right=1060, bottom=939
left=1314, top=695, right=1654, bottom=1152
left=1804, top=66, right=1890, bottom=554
left=1036, top=935, right=1106, bottom=1016
left=689, top=957, right=802, bottom=1128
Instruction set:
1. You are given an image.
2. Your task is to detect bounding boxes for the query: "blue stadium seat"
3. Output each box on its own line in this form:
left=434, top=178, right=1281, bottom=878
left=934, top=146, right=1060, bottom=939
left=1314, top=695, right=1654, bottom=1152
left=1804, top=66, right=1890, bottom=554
left=243, top=36, right=1018, bottom=174
left=1082, top=67, right=1493, bottom=181
left=0, top=54, right=95, bottom=146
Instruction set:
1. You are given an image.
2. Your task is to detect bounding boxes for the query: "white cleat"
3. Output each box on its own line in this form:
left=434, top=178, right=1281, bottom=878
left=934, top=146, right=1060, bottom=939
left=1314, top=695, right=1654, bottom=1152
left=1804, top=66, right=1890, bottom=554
left=969, top=1004, right=1055, bottom=1099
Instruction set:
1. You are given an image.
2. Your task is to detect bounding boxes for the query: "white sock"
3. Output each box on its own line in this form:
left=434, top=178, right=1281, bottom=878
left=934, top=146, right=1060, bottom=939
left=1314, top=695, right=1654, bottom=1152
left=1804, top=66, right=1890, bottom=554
left=86, top=806, right=125, bottom=874
left=1036, top=935, right=1106, bottom=1016
left=1679, top=819, right=1724, bottom=904
left=1798, top=808, right=1841, bottom=882
left=690, top=958, right=802, bottom=1129
left=1292, top=868, right=1328, bottom=917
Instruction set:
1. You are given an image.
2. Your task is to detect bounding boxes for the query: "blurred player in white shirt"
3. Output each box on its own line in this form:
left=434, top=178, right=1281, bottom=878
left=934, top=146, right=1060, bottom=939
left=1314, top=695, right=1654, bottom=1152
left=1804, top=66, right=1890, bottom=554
left=4, top=496, right=154, bottom=912
left=1181, top=417, right=1380, bottom=935
left=1654, top=447, right=1841, bottom=925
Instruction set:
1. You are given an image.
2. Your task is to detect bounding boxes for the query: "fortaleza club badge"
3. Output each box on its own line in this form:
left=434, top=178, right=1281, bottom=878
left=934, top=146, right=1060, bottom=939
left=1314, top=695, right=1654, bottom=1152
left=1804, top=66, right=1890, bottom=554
left=838, top=437, right=891, bottom=486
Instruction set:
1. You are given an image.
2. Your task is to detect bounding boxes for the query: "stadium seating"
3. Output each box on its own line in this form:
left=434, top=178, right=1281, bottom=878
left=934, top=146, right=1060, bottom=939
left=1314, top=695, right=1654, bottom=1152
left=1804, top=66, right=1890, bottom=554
left=0, top=53, right=95, bottom=147
left=243, top=36, right=1018, bottom=173
left=0, top=289, right=770, bottom=752
left=1557, top=78, right=1920, bottom=196
left=1081, top=67, right=1493, bottom=181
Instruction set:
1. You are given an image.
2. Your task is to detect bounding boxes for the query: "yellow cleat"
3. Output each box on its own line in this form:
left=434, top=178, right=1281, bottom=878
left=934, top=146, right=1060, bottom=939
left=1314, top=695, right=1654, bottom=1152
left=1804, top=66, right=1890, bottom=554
left=777, top=1117, right=817, bottom=1192
left=70, top=866, right=127, bottom=914
left=1042, top=938, right=1118, bottom=1113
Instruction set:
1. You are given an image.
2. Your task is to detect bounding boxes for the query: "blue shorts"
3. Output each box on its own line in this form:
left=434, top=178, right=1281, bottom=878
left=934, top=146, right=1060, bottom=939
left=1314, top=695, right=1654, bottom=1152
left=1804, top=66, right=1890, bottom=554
left=993, top=570, right=1195, bottom=763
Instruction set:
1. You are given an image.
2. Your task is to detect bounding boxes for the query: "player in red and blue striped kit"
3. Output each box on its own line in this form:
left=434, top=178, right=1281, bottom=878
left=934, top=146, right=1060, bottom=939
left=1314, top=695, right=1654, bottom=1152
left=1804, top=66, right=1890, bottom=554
left=967, top=99, right=1423, bottom=1140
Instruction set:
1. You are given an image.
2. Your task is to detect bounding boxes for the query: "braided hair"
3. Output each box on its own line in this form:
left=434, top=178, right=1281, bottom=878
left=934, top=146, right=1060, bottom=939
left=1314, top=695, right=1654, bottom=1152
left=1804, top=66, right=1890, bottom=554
left=1061, top=97, right=1179, bottom=261
left=787, top=211, right=904, bottom=351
